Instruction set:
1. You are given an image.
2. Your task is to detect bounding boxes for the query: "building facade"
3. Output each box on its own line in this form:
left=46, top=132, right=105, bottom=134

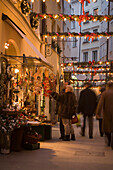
left=0, top=0, right=62, bottom=121
left=80, top=0, right=101, bottom=62
left=100, top=0, right=113, bottom=61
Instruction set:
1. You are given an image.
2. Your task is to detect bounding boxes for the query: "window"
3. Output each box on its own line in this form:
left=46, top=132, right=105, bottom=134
left=71, top=21, right=75, bottom=29
left=85, top=1, right=88, bottom=6
left=92, top=51, right=98, bottom=61
left=83, top=37, right=89, bottom=43
left=109, top=37, right=112, bottom=52
left=93, top=29, right=98, bottom=41
left=93, top=8, right=98, bottom=15
left=83, top=52, right=88, bottom=62
left=83, top=11, right=89, bottom=24
left=73, top=37, right=77, bottom=47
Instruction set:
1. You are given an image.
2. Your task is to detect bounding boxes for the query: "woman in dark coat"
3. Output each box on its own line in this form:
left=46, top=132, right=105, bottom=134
left=96, top=82, right=113, bottom=149
left=51, top=85, right=77, bottom=141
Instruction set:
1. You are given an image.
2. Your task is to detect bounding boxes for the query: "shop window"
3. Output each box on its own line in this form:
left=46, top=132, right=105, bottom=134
left=83, top=52, right=88, bottom=62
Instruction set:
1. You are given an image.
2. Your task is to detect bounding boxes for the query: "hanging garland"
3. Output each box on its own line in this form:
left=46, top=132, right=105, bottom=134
left=44, top=32, right=113, bottom=40
left=21, top=0, right=31, bottom=16
left=32, top=13, right=113, bottom=23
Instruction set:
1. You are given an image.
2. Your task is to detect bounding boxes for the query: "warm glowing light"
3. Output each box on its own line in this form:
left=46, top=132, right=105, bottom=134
left=64, top=18, right=66, bottom=21
left=93, top=19, right=97, bottom=22
left=45, top=35, right=47, bottom=38
left=104, top=18, right=107, bottom=21
left=43, top=0, right=45, bottom=2
left=107, top=37, right=109, bottom=39
left=56, top=0, right=60, bottom=2
left=44, top=16, right=47, bottom=19
left=4, top=43, right=9, bottom=49
left=54, top=15, right=58, bottom=18
left=31, top=0, right=34, bottom=2
left=61, top=36, right=63, bottom=39
left=15, top=69, right=19, bottom=74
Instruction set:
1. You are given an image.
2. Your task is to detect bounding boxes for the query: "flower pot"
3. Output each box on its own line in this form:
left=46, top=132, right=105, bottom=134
left=1, top=133, right=10, bottom=154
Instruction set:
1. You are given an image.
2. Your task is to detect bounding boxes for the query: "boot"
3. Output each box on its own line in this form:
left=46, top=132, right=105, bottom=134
left=71, top=134, right=76, bottom=141
left=63, top=135, right=70, bottom=141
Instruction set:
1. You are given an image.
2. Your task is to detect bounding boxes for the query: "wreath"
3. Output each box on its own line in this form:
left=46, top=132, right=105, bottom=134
left=30, top=13, right=39, bottom=29
left=21, top=0, right=31, bottom=15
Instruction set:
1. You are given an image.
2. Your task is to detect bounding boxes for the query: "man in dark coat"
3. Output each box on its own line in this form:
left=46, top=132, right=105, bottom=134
left=78, top=82, right=97, bottom=139
left=51, top=85, right=77, bottom=141
left=96, top=81, right=113, bottom=149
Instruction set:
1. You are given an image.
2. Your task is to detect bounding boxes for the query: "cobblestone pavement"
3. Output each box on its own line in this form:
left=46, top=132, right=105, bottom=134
left=0, top=117, right=113, bottom=170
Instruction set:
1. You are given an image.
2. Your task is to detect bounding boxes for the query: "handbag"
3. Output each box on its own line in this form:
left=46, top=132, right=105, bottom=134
left=71, top=115, right=78, bottom=124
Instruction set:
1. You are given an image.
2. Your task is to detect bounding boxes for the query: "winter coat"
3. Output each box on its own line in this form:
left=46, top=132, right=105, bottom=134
left=51, top=91, right=77, bottom=119
left=78, top=87, right=97, bottom=116
left=97, top=94, right=103, bottom=119
left=96, top=87, right=113, bottom=133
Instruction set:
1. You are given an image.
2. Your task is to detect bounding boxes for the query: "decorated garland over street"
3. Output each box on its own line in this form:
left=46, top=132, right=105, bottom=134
left=44, top=32, right=113, bottom=40
left=33, top=13, right=113, bottom=22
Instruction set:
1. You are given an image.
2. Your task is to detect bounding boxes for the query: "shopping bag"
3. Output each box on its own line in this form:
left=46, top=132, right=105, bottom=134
left=71, top=115, right=78, bottom=124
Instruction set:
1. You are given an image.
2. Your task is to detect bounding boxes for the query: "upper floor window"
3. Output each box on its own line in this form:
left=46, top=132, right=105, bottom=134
left=83, top=52, right=88, bottom=62
left=92, top=50, right=98, bottom=62
left=93, top=29, right=98, bottom=41
left=83, top=11, right=89, bottom=24
left=83, top=37, right=89, bottom=43
left=93, top=8, right=98, bottom=15
left=71, top=21, right=76, bottom=29
left=73, top=37, right=77, bottom=48
left=85, top=1, right=89, bottom=6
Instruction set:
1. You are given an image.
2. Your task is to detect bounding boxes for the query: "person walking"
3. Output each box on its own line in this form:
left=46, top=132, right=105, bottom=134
left=97, top=86, right=106, bottom=137
left=51, top=85, right=77, bottom=141
left=96, top=81, right=113, bottom=150
left=78, top=82, right=97, bottom=139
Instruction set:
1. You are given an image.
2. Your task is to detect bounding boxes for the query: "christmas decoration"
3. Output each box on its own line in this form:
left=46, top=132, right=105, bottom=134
left=79, top=0, right=91, bottom=15
left=44, top=32, right=113, bottom=39
left=30, top=13, right=39, bottom=29
left=21, top=0, right=31, bottom=16
left=31, top=13, right=113, bottom=23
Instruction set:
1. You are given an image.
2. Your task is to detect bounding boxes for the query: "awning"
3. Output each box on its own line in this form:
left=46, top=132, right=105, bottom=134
left=2, top=13, right=53, bottom=69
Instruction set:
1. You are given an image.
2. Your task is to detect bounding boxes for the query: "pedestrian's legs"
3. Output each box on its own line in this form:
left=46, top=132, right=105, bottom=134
left=62, top=118, right=70, bottom=141
left=59, top=118, right=65, bottom=139
left=69, top=120, right=76, bottom=140
left=88, top=116, right=93, bottom=138
left=81, top=115, right=86, bottom=136
left=99, top=119, right=103, bottom=137
left=105, top=132, right=111, bottom=146
left=111, top=133, right=113, bottom=149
